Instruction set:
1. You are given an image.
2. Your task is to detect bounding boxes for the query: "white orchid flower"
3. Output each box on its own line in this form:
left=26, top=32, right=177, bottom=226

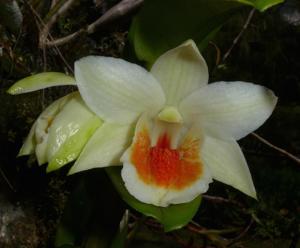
left=66, top=40, right=277, bottom=207
left=16, top=91, right=102, bottom=172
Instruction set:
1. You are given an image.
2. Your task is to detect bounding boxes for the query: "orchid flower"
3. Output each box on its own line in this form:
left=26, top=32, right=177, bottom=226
left=8, top=40, right=277, bottom=207
left=63, top=40, right=278, bottom=207
left=15, top=90, right=102, bottom=172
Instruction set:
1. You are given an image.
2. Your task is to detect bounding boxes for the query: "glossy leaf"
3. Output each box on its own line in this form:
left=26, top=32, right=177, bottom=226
left=7, top=72, right=76, bottom=95
left=129, top=0, right=284, bottom=65
left=106, top=167, right=201, bottom=232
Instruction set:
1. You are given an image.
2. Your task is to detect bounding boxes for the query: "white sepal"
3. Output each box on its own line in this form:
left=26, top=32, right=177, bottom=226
left=18, top=122, right=37, bottom=157
left=34, top=94, right=72, bottom=165
left=46, top=93, right=102, bottom=165
left=201, top=134, right=257, bottom=198
left=68, top=123, right=134, bottom=175
left=180, top=81, right=278, bottom=140
left=75, top=56, right=165, bottom=124
left=151, top=40, right=208, bottom=106
left=47, top=116, right=102, bottom=172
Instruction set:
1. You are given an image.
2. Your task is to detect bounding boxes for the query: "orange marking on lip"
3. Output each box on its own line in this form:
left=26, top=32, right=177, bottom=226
left=131, top=126, right=203, bottom=190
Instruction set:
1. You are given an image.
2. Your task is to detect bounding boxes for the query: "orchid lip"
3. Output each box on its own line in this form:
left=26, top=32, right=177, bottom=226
left=121, top=115, right=212, bottom=206
left=130, top=126, right=203, bottom=190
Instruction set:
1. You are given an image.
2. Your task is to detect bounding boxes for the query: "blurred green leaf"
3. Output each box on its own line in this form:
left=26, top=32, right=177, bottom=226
left=57, top=245, right=78, bottom=248
left=55, top=171, right=124, bottom=248
left=110, top=210, right=129, bottom=248
left=129, top=0, right=284, bottom=66
left=106, top=167, right=201, bottom=232
left=7, top=72, right=76, bottom=95
left=55, top=180, right=92, bottom=247
left=237, top=0, right=284, bottom=11
left=0, top=0, right=23, bottom=34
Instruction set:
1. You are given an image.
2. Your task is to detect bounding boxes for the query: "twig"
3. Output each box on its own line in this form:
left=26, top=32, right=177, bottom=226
left=228, top=218, right=254, bottom=246
left=220, top=9, right=300, bottom=165
left=39, top=0, right=76, bottom=48
left=26, top=2, right=73, bottom=73
left=144, top=218, right=163, bottom=229
left=187, top=223, right=245, bottom=247
left=187, top=224, right=240, bottom=235
left=222, top=8, right=255, bottom=61
left=202, top=195, right=245, bottom=209
left=38, top=0, right=73, bottom=79
left=51, top=0, right=60, bottom=9
left=169, top=232, right=194, bottom=248
left=127, top=215, right=146, bottom=243
left=251, top=132, right=300, bottom=164
left=243, top=149, right=289, bottom=159
left=209, top=41, right=221, bottom=65
left=29, top=5, right=47, bottom=107
left=0, top=167, right=16, bottom=192
left=45, top=0, right=144, bottom=47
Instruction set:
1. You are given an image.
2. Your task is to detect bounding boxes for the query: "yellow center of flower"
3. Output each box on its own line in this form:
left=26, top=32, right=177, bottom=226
left=157, top=106, right=183, bottom=123
left=130, top=125, right=203, bottom=190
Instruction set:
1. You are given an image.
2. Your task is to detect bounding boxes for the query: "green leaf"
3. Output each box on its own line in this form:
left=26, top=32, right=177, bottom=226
left=56, top=171, right=124, bottom=248
left=236, top=0, right=284, bottom=11
left=128, top=0, right=284, bottom=66
left=106, top=167, right=202, bottom=232
left=0, top=0, right=23, bottom=34
left=7, top=72, right=76, bottom=95
left=55, top=224, right=77, bottom=248
left=55, top=180, right=92, bottom=247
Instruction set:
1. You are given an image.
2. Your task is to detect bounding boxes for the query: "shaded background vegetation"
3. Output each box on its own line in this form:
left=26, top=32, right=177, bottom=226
left=0, top=0, right=299, bottom=247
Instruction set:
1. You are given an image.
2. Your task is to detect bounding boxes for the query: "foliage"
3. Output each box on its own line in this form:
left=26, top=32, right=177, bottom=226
left=106, top=167, right=202, bottom=232
left=0, top=0, right=23, bottom=34
left=128, top=0, right=284, bottom=66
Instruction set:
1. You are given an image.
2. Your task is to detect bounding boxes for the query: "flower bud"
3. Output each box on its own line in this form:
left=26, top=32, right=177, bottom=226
left=18, top=92, right=102, bottom=172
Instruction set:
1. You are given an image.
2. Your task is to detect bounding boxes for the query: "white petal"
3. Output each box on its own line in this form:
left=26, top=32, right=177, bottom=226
left=7, top=72, right=75, bottom=95
left=121, top=115, right=212, bottom=207
left=151, top=40, right=208, bottom=106
left=34, top=94, right=72, bottom=165
left=46, top=93, right=100, bottom=162
left=35, top=132, right=49, bottom=165
left=68, top=123, right=134, bottom=175
left=18, top=122, right=37, bottom=156
left=201, top=135, right=256, bottom=198
left=75, top=56, right=165, bottom=124
left=180, top=81, right=278, bottom=140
